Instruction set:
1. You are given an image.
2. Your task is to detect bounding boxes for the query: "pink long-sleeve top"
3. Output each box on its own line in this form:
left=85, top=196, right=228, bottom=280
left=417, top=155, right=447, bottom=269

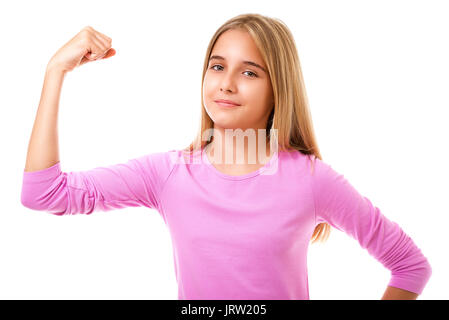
left=20, top=147, right=432, bottom=299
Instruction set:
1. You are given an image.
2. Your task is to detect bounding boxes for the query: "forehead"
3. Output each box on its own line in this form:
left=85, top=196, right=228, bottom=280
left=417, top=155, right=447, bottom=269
left=211, top=29, right=264, bottom=64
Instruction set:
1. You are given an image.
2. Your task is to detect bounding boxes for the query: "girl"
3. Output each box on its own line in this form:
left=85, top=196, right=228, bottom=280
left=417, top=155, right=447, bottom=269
left=21, top=14, right=431, bottom=300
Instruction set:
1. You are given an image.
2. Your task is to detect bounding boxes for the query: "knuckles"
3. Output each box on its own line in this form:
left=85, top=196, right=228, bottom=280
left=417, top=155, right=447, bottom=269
left=80, top=26, right=112, bottom=44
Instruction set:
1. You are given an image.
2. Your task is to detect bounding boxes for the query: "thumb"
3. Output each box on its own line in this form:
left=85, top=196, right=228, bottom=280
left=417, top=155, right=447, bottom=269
left=101, top=48, right=116, bottom=59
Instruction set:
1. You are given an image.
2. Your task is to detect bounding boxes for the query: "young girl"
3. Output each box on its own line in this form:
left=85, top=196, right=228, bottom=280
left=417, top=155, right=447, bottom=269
left=21, top=14, right=431, bottom=300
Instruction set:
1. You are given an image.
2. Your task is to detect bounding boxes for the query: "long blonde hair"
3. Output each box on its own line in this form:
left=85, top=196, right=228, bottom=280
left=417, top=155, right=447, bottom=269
left=182, top=13, right=331, bottom=244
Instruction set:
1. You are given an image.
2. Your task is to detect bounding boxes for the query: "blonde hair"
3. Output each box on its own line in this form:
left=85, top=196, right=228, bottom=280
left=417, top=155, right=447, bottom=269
left=182, top=13, right=331, bottom=244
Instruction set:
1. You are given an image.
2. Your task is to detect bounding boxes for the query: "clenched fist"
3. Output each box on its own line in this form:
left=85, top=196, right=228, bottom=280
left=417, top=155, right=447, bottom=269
left=47, top=26, right=116, bottom=73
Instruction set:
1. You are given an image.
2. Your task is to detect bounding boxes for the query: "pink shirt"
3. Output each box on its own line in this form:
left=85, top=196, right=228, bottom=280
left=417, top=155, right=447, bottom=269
left=21, top=147, right=432, bottom=299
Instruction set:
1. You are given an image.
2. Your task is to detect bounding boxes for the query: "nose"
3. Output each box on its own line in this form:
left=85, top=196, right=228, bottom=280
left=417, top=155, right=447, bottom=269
left=220, top=73, right=236, bottom=93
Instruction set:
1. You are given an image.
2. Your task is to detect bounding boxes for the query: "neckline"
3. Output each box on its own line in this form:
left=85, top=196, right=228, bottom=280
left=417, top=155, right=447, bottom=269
left=200, top=144, right=280, bottom=180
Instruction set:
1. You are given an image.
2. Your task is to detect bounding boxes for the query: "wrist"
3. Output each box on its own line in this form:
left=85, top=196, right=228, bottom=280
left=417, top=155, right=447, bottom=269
left=46, top=61, right=67, bottom=76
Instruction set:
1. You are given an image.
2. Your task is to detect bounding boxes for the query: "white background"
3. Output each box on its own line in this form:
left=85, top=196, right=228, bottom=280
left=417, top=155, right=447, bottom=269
left=1, top=0, right=447, bottom=299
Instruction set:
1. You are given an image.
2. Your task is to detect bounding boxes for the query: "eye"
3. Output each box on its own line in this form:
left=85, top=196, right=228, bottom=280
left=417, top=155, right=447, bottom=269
left=210, top=64, right=223, bottom=71
left=209, top=64, right=258, bottom=78
left=243, top=70, right=258, bottom=78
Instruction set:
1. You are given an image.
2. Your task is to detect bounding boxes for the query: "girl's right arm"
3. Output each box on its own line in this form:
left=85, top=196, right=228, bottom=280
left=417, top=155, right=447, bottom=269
left=24, top=26, right=115, bottom=172
left=22, top=26, right=163, bottom=216
left=21, top=27, right=176, bottom=217
left=24, top=64, right=65, bottom=172
left=21, top=27, right=177, bottom=217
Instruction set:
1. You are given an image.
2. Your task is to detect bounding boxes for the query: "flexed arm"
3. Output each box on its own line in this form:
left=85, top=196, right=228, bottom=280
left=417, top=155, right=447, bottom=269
left=24, top=26, right=115, bottom=172
left=21, top=27, right=172, bottom=216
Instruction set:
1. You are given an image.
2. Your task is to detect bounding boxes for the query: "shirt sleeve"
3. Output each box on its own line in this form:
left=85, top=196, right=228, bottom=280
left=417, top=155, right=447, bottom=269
left=20, top=150, right=177, bottom=216
left=311, top=157, right=432, bottom=295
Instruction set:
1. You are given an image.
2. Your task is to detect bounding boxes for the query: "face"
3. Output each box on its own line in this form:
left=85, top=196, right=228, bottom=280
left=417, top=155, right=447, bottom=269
left=203, top=29, right=274, bottom=133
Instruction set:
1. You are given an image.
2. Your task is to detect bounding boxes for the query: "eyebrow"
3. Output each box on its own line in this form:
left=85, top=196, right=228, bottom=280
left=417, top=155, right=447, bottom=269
left=208, top=55, right=267, bottom=74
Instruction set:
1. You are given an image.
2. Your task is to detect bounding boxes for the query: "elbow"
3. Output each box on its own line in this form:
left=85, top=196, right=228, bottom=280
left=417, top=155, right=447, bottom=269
left=417, top=254, right=433, bottom=285
left=417, top=259, right=433, bottom=295
left=21, top=167, right=69, bottom=215
left=21, top=195, right=49, bottom=212
left=20, top=191, right=41, bottom=211
left=20, top=189, right=67, bottom=215
left=424, top=259, right=433, bottom=283
left=414, top=257, right=433, bottom=294
left=21, top=198, right=67, bottom=216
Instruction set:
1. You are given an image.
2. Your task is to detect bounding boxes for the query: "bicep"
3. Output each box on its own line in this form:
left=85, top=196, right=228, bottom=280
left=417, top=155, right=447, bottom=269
left=22, top=154, right=165, bottom=216
left=64, top=157, right=159, bottom=215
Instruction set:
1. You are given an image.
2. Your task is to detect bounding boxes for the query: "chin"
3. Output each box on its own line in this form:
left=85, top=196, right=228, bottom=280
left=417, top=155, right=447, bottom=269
left=211, top=117, right=244, bottom=130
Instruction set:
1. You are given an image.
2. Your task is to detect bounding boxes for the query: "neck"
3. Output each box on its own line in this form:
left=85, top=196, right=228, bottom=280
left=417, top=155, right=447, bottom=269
left=206, top=126, right=274, bottom=166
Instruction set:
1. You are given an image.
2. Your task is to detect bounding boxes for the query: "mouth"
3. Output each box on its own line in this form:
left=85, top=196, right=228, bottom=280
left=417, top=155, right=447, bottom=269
left=214, top=100, right=241, bottom=108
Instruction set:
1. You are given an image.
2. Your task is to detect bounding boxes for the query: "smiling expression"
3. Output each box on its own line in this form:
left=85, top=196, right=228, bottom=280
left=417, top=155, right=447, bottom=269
left=203, top=28, right=274, bottom=132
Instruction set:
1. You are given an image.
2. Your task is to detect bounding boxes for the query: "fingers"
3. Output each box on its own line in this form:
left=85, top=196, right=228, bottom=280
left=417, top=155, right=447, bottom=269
left=93, top=32, right=112, bottom=51
left=91, top=28, right=112, bottom=52
left=83, top=26, right=114, bottom=60
left=95, top=30, right=112, bottom=44
left=87, top=36, right=107, bottom=60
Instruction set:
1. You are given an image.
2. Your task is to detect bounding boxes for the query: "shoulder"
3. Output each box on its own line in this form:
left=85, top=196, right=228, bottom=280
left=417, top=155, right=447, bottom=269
left=280, top=149, right=330, bottom=177
left=285, top=151, right=346, bottom=192
left=133, top=149, right=176, bottom=165
left=131, top=149, right=181, bottom=180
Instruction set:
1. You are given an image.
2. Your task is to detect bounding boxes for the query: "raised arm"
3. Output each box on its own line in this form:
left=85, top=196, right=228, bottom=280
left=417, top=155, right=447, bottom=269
left=24, top=64, right=64, bottom=172
left=21, top=27, right=178, bottom=216
left=24, top=26, right=115, bottom=172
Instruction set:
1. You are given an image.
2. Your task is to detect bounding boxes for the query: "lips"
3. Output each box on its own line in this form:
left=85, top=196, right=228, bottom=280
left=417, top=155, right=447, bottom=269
left=214, top=99, right=241, bottom=107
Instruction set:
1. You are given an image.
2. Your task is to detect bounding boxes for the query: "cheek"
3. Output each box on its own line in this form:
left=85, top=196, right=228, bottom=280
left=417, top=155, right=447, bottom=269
left=203, top=77, right=217, bottom=102
left=202, top=79, right=217, bottom=116
left=243, top=83, right=271, bottom=110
